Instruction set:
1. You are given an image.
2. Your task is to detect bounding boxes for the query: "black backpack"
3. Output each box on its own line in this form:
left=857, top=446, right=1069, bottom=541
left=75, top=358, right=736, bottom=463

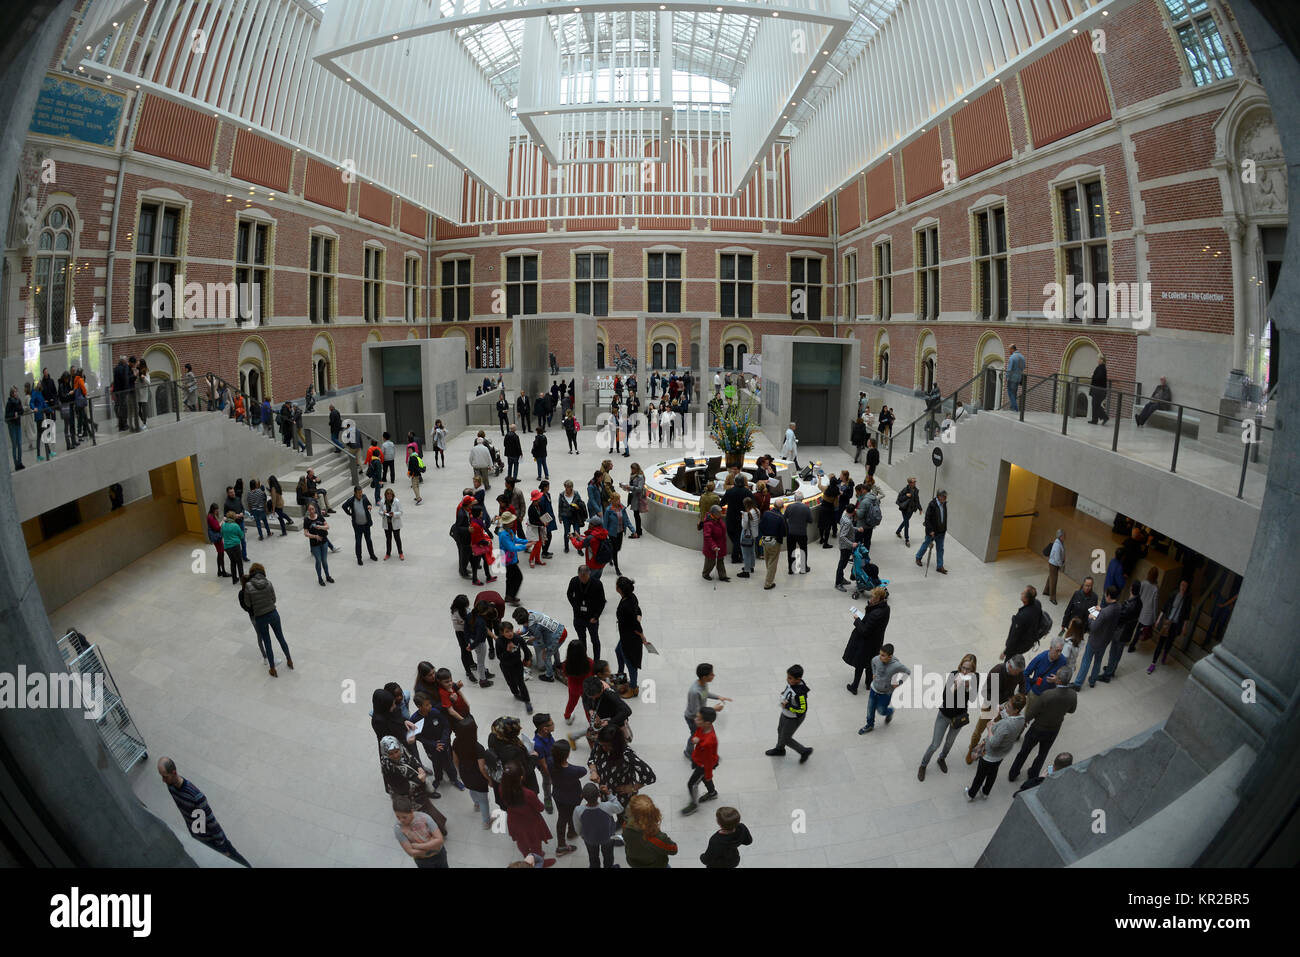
left=1038, top=608, right=1053, bottom=642
left=594, top=536, right=613, bottom=566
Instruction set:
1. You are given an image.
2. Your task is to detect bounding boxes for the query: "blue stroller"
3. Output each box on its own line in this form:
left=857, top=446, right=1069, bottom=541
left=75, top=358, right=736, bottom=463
left=850, top=543, right=889, bottom=600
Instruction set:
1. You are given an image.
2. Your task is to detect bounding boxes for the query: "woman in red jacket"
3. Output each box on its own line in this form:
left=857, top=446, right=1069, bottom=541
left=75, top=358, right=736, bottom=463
left=701, top=504, right=730, bottom=582
left=468, top=509, right=497, bottom=586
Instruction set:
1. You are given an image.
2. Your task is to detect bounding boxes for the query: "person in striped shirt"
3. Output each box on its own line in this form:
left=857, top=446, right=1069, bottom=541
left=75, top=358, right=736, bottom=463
left=156, top=757, right=251, bottom=867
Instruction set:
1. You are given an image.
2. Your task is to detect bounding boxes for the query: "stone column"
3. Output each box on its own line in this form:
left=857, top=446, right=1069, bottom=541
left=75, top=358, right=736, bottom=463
left=1227, top=217, right=1249, bottom=372
left=636, top=314, right=646, bottom=380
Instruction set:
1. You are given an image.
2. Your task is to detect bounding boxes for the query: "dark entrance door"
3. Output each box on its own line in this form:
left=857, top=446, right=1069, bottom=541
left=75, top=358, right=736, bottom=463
left=983, top=366, right=999, bottom=410
left=792, top=387, right=831, bottom=445
left=392, top=389, right=425, bottom=446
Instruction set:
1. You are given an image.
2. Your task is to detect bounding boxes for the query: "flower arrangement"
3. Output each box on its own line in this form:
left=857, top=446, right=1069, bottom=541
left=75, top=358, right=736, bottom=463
left=709, top=397, right=758, bottom=455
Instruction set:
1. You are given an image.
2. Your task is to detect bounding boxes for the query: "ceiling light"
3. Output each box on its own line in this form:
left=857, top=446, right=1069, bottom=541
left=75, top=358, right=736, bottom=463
left=346, top=77, right=351, bottom=82
left=994, top=77, right=1001, bottom=83
left=772, top=11, right=779, bottom=16
left=1072, top=28, right=1078, bottom=33
left=427, top=163, right=433, bottom=167
left=811, top=70, right=817, bottom=74
left=392, top=34, right=398, bottom=40
left=1102, top=9, right=1109, bottom=14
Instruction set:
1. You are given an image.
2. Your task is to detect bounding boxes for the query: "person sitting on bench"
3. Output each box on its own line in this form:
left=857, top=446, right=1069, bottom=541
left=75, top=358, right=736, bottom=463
left=1135, top=377, right=1172, bottom=427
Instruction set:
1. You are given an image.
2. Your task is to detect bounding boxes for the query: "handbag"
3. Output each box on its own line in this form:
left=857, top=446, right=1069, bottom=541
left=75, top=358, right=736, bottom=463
left=950, top=712, right=971, bottom=730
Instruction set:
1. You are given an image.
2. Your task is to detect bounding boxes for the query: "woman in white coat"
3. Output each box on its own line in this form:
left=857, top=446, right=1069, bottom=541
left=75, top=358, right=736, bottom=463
left=781, top=421, right=799, bottom=468
left=381, top=487, right=404, bottom=560
left=136, top=360, right=152, bottom=429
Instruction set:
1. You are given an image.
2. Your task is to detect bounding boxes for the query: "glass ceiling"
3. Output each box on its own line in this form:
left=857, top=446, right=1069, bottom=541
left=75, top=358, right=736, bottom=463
left=428, top=0, right=902, bottom=118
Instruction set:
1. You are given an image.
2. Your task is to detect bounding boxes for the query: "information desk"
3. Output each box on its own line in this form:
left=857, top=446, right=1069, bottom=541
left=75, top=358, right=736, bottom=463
left=642, top=456, right=828, bottom=550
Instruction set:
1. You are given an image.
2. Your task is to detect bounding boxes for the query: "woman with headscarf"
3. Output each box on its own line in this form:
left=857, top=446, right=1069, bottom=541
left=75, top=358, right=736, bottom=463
left=371, top=688, right=419, bottom=765
left=379, top=735, right=447, bottom=834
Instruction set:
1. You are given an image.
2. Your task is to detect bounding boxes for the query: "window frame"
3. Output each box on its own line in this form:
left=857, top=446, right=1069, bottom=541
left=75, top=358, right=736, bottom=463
left=842, top=249, right=857, bottom=321
left=363, top=243, right=385, bottom=323
left=439, top=255, right=471, bottom=322
left=34, top=205, right=76, bottom=345
left=914, top=224, right=939, bottom=322
left=972, top=204, right=1009, bottom=321
left=789, top=253, right=824, bottom=322
left=1162, top=0, right=1235, bottom=86
left=404, top=253, right=421, bottom=323
left=872, top=240, right=892, bottom=321
left=133, top=200, right=183, bottom=333
left=504, top=252, right=539, bottom=318
left=718, top=251, right=754, bottom=319
left=234, top=216, right=271, bottom=326
left=646, top=249, right=683, bottom=314
left=309, top=232, right=336, bottom=325
left=574, top=250, right=610, bottom=317
left=1056, top=175, right=1110, bottom=324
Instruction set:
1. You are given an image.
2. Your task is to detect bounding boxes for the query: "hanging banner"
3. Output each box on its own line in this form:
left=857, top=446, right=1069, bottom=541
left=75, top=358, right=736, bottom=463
left=29, top=75, right=126, bottom=148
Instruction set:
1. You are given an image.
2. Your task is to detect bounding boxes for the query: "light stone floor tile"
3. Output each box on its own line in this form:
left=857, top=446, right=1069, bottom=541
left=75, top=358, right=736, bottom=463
left=49, top=428, right=1187, bottom=868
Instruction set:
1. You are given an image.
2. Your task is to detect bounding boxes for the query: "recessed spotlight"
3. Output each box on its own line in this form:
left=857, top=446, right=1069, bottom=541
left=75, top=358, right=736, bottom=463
left=811, top=69, right=817, bottom=74
left=994, top=77, right=1001, bottom=83
left=1102, top=9, right=1109, bottom=14
left=427, top=163, right=433, bottom=167
left=1072, top=27, right=1078, bottom=33
left=823, top=50, right=829, bottom=55
left=346, top=77, right=351, bottom=82
left=392, top=34, right=398, bottom=40
left=772, top=11, right=779, bottom=16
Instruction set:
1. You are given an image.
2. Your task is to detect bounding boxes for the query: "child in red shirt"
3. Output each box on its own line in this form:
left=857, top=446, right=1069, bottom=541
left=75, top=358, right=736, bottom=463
left=681, top=706, right=719, bottom=815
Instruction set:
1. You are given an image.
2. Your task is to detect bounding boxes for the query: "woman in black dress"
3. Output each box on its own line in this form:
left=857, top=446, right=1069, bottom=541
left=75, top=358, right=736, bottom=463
left=587, top=725, right=656, bottom=815
left=614, top=577, right=647, bottom=696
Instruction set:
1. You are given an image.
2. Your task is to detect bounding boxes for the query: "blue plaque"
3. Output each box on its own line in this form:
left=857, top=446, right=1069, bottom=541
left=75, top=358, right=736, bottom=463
left=29, top=75, right=126, bottom=148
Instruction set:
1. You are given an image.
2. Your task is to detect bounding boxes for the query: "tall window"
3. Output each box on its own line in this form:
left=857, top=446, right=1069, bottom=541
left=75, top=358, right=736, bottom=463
left=873, top=241, right=892, bottom=320
left=309, top=234, right=334, bottom=324
left=35, top=206, right=74, bottom=344
left=505, top=254, right=538, bottom=317
left=723, top=342, right=749, bottom=370
left=1163, top=0, right=1234, bottom=85
left=597, top=341, right=606, bottom=369
left=234, top=219, right=268, bottom=325
left=974, top=207, right=1008, bottom=321
left=915, top=226, right=939, bottom=321
left=441, top=258, right=470, bottom=321
left=647, top=252, right=682, bottom=313
left=404, top=255, right=421, bottom=322
left=790, top=256, right=822, bottom=321
left=363, top=246, right=384, bottom=322
left=719, top=253, right=753, bottom=318
left=842, top=251, right=857, bottom=320
left=133, top=202, right=180, bottom=333
left=1059, top=178, right=1108, bottom=322
left=575, top=252, right=609, bottom=316
left=651, top=342, right=662, bottom=369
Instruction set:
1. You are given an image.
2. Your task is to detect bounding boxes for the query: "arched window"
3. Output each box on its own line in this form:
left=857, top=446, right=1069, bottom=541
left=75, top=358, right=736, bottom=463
left=34, top=206, right=74, bottom=345
left=879, top=348, right=890, bottom=382
left=922, top=356, right=936, bottom=392
left=723, top=344, right=734, bottom=369
left=652, top=342, right=663, bottom=369
left=596, top=342, right=605, bottom=369
left=245, top=367, right=262, bottom=402
left=737, top=344, right=747, bottom=369
left=316, top=357, right=330, bottom=395
left=666, top=342, right=677, bottom=369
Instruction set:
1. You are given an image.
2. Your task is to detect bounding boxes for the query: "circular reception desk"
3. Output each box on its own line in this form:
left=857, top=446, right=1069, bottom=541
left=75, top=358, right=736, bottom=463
left=642, top=456, right=829, bottom=550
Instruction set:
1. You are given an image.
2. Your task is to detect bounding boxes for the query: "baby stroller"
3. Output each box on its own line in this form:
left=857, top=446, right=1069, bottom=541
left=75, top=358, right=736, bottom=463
left=483, top=439, right=505, bottom=476
left=850, top=543, right=889, bottom=600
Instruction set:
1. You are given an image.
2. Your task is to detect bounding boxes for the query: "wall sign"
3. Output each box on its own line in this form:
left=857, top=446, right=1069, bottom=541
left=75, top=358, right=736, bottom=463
left=29, top=75, right=126, bottom=148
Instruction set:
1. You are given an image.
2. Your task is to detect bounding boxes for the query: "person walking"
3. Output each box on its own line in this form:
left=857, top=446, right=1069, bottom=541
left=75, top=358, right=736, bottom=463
left=966, top=693, right=1027, bottom=799
left=765, top=664, right=813, bottom=762
left=532, top=426, right=548, bottom=481
left=1007, top=666, right=1077, bottom=782
left=567, top=564, right=606, bottom=661
left=614, top=576, right=647, bottom=694
left=1149, top=579, right=1192, bottom=674
left=302, top=502, right=334, bottom=586
left=1129, top=566, right=1161, bottom=651
left=496, top=392, right=511, bottom=436
left=464, top=600, right=498, bottom=688
left=858, top=643, right=912, bottom=734
left=894, top=477, right=921, bottom=546
left=492, top=510, right=528, bottom=604
left=1006, top=344, right=1026, bottom=412
left=781, top=421, right=800, bottom=469
left=406, top=444, right=425, bottom=505
left=918, top=654, right=978, bottom=780
left=851, top=416, right=868, bottom=463
left=680, top=706, right=720, bottom=816
left=620, top=463, right=646, bottom=539
left=701, top=504, right=731, bottom=583
left=241, top=563, right=293, bottom=676
left=157, top=758, right=252, bottom=867
left=563, top=409, right=580, bottom=454
left=342, top=486, right=380, bottom=566
left=266, top=476, right=293, bottom=535
left=1001, top=585, right=1045, bottom=661
left=516, top=391, right=531, bottom=433
left=502, top=424, right=522, bottom=481
left=843, top=587, right=889, bottom=694
left=380, top=488, right=404, bottom=560
left=558, top=480, right=586, bottom=553
left=1100, top=580, right=1143, bottom=682
left=603, top=493, right=626, bottom=576
left=1044, top=530, right=1065, bottom=605
left=245, top=479, right=271, bottom=542
left=1088, top=354, right=1110, bottom=425
left=469, top=436, right=494, bottom=491
left=737, top=496, right=760, bottom=579
left=966, top=656, right=1026, bottom=763
left=430, top=419, right=447, bottom=469
left=914, top=490, right=949, bottom=574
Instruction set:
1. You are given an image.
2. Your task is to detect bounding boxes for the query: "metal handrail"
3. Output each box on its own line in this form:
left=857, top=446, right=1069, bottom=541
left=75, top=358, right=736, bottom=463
left=884, top=368, right=987, bottom=465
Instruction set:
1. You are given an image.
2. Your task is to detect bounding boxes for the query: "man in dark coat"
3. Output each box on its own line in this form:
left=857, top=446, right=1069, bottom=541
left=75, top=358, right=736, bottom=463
left=1088, top=355, right=1110, bottom=424
left=915, top=490, right=948, bottom=574
left=516, top=392, right=531, bottom=432
left=1001, top=585, right=1045, bottom=660
left=1100, top=581, right=1143, bottom=682
left=496, top=392, right=511, bottom=435
left=1072, top=587, right=1120, bottom=689
left=843, top=593, right=890, bottom=695
left=1061, top=576, right=1099, bottom=635
left=503, top=426, right=523, bottom=481
left=721, top=476, right=750, bottom=564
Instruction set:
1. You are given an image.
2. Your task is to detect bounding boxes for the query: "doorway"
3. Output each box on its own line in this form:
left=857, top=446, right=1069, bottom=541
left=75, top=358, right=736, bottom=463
left=392, top=389, right=425, bottom=446
left=997, top=464, right=1040, bottom=553
left=792, top=387, right=832, bottom=445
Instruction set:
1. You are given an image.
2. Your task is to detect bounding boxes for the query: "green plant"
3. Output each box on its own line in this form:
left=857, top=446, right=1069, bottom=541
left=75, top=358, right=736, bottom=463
left=709, top=397, right=758, bottom=454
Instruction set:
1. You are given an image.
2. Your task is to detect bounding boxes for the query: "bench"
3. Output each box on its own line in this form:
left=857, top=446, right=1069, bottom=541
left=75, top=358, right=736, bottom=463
left=1145, top=408, right=1200, bottom=440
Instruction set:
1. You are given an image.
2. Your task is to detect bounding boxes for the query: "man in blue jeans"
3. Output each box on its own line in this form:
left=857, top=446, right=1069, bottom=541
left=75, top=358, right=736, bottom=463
left=915, top=490, right=948, bottom=574
left=1006, top=344, right=1025, bottom=412
left=859, top=644, right=911, bottom=733
left=1072, top=586, right=1120, bottom=689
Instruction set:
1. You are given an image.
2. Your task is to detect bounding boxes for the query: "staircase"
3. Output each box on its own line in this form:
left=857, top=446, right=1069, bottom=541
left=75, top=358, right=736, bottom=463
left=280, top=446, right=356, bottom=520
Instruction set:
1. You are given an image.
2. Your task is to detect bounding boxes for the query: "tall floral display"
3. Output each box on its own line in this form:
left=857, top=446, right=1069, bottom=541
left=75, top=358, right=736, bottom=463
left=709, top=397, right=758, bottom=469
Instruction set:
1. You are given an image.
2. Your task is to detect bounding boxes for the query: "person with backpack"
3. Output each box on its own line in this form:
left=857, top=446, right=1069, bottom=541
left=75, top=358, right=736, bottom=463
left=895, top=477, right=921, bottom=547
left=563, top=408, right=580, bottom=454
left=572, top=515, right=612, bottom=580
left=1001, top=585, right=1048, bottom=661
left=854, top=484, right=883, bottom=550
left=407, top=444, right=426, bottom=505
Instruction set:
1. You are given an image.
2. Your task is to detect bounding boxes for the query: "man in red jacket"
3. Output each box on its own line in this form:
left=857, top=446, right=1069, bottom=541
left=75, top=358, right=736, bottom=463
left=681, top=706, right=719, bottom=815
left=701, top=504, right=730, bottom=582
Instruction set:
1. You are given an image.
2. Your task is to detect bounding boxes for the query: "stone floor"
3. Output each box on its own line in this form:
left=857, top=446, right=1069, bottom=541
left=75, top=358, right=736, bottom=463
left=49, top=423, right=1189, bottom=868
